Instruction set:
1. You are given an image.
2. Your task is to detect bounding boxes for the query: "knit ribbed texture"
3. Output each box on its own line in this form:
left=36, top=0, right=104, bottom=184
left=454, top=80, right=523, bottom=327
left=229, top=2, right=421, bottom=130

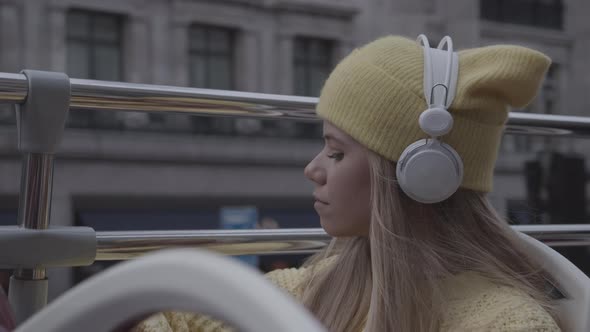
left=132, top=265, right=559, bottom=332
left=317, top=36, right=551, bottom=192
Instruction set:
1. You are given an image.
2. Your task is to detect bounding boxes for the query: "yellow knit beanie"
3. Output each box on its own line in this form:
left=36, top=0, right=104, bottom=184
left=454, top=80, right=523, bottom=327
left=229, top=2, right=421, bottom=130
left=317, top=35, right=551, bottom=192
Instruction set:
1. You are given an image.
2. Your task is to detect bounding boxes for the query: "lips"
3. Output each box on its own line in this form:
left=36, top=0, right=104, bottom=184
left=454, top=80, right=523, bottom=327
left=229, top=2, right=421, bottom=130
left=313, top=194, right=329, bottom=205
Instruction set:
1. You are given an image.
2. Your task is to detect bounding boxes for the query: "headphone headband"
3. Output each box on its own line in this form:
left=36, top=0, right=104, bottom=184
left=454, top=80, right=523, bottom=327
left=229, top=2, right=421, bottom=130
left=417, top=34, right=459, bottom=110
left=395, top=35, right=464, bottom=204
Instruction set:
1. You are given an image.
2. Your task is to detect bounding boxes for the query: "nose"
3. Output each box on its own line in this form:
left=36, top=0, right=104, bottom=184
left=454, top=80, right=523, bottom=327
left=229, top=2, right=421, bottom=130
left=304, top=153, right=326, bottom=185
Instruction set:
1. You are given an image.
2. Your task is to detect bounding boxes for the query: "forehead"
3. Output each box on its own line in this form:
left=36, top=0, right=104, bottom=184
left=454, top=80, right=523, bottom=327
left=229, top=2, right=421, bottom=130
left=322, top=121, right=353, bottom=143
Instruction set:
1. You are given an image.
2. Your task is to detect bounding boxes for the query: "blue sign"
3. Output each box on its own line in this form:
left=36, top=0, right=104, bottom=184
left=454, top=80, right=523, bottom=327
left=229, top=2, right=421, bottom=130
left=220, top=206, right=259, bottom=267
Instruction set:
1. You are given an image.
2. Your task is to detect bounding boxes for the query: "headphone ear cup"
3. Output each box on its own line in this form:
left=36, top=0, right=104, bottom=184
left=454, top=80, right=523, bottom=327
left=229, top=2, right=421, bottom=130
left=396, top=139, right=464, bottom=204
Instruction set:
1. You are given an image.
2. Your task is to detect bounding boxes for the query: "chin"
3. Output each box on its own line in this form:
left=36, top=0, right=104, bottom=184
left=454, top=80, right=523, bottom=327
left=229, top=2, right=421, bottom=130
left=320, top=217, right=368, bottom=238
left=320, top=218, right=347, bottom=237
left=319, top=218, right=336, bottom=236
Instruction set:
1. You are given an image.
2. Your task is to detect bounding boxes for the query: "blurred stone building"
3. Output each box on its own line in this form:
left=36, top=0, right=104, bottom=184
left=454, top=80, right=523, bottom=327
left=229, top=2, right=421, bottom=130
left=0, top=0, right=587, bottom=299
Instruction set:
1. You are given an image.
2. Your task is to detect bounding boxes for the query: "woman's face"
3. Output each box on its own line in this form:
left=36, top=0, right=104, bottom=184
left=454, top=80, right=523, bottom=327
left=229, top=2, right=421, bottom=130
left=304, top=121, right=371, bottom=237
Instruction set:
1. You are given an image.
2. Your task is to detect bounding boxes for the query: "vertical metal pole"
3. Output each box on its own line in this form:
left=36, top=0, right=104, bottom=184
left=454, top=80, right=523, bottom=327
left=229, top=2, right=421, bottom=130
left=15, top=153, right=55, bottom=277
left=7, top=70, right=70, bottom=325
left=8, top=154, right=54, bottom=324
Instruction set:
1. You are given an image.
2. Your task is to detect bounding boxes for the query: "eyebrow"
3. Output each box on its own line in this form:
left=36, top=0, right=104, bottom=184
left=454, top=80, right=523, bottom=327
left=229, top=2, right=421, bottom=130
left=323, top=134, right=346, bottom=145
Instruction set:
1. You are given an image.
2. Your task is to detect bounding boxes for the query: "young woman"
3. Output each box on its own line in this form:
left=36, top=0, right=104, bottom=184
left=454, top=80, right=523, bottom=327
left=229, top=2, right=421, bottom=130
left=134, top=35, right=561, bottom=331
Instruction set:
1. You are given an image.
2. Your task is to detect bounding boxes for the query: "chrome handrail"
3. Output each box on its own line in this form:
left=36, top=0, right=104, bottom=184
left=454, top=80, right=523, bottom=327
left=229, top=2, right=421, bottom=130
left=2, top=72, right=590, bottom=137
left=95, top=225, right=590, bottom=261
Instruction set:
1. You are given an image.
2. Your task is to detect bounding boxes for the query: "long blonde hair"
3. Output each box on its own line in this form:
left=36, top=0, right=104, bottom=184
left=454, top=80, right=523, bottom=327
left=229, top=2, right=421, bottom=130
left=299, top=151, right=560, bottom=332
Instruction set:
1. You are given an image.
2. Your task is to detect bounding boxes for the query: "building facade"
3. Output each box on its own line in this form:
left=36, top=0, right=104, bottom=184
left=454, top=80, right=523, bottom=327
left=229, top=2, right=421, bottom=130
left=0, top=0, right=588, bottom=299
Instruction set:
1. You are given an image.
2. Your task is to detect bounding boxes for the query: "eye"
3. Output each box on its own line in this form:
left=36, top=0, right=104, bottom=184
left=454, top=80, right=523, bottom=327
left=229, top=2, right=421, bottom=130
left=327, top=152, right=344, bottom=161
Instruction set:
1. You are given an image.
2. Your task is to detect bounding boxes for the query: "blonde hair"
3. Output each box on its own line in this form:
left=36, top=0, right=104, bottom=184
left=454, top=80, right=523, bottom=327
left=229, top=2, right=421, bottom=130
left=299, top=151, right=561, bottom=332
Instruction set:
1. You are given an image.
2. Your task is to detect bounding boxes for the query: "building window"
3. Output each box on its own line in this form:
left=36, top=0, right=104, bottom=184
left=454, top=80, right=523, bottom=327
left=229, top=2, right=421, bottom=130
left=188, top=25, right=235, bottom=135
left=66, top=10, right=123, bottom=80
left=480, top=0, right=563, bottom=30
left=66, top=10, right=124, bottom=129
left=292, top=37, right=334, bottom=138
left=188, top=25, right=234, bottom=90
left=294, top=37, right=334, bottom=97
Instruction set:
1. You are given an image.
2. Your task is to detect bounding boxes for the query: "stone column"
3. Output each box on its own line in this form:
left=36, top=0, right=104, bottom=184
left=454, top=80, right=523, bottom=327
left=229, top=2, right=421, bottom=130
left=277, top=34, right=294, bottom=95
left=387, top=0, right=430, bottom=38
left=47, top=6, right=67, bottom=72
left=170, top=22, right=189, bottom=87
left=150, top=0, right=172, bottom=85
left=442, top=0, right=480, bottom=47
left=165, top=21, right=192, bottom=131
left=22, top=0, right=45, bottom=69
left=235, top=29, right=260, bottom=92
left=125, top=15, right=151, bottom=84
left=0, top=2, right=22, bottom=72
left=259, top=28, right=276, bottom=93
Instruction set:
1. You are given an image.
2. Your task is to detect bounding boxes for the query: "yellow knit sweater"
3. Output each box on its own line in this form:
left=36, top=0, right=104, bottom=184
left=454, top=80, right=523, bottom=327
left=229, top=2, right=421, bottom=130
left=131, top=265, right=560, bottom=332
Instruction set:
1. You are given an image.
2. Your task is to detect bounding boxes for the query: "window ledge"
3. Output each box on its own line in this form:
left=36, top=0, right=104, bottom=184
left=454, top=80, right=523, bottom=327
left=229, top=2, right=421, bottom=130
left=271, top=0, right=360, bottom=18
left=480, top=21, right=573, bottom=47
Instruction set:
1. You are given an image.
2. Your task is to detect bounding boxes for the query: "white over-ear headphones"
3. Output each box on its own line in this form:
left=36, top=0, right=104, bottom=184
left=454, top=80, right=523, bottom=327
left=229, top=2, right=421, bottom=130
left=395, top=35, right=464, bottom=204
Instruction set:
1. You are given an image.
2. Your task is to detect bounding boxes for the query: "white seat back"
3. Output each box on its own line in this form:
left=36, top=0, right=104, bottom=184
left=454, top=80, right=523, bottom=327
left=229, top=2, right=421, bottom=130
left=517, top=232, right=590, bottom=332
left=15, top=249, right=327, bottom=332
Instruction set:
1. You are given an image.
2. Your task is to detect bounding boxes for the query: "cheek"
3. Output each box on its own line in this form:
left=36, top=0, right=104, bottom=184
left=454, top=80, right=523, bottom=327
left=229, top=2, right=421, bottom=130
left=327, top=167, right=371, bottom=235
